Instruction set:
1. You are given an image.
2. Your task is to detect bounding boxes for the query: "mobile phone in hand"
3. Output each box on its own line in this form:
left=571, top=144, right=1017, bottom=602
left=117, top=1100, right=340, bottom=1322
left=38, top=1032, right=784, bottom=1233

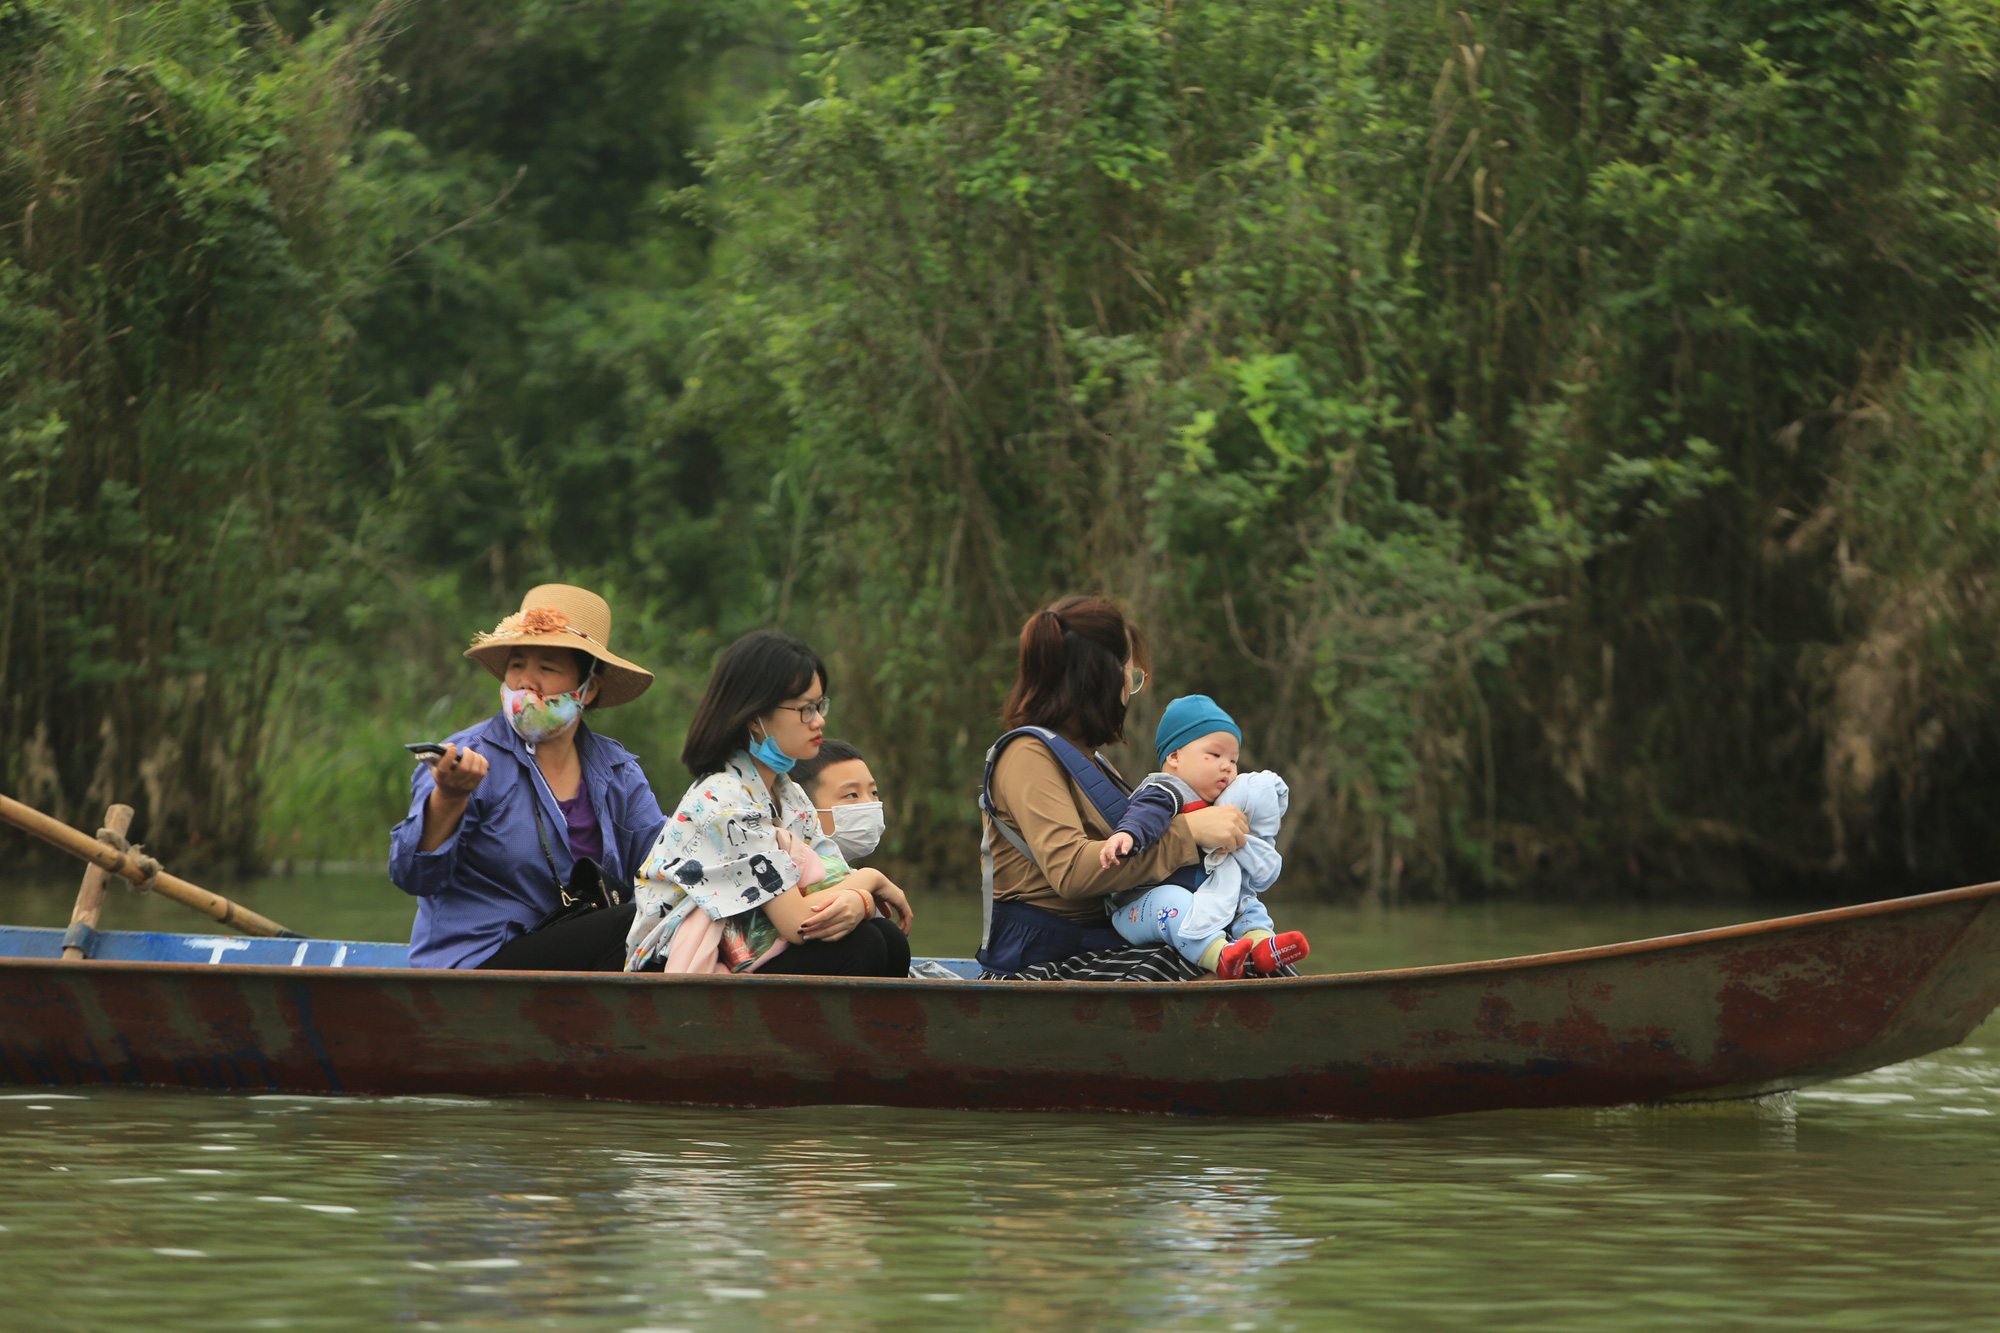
left=405, top=741, right=450, bottom=762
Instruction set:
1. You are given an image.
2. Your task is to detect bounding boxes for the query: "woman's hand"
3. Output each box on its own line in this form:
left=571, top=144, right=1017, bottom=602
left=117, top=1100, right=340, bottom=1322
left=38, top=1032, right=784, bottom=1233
left=1185, top=804, right=1249, bottom=853
left=418, top=744, right=489, bottom=852
left=431, top=743, right=489, bottom=798
left=798, top=886, right=869, bottom=942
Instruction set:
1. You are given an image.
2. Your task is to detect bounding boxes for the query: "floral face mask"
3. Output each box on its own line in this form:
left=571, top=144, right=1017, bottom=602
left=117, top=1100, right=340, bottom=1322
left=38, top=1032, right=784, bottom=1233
left=501, top=675, right=591, bottom=745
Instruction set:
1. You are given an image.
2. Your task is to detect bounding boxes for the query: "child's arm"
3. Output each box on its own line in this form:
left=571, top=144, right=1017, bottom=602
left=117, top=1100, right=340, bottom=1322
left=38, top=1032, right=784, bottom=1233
left=1100, top=783, right=1180, bottom=869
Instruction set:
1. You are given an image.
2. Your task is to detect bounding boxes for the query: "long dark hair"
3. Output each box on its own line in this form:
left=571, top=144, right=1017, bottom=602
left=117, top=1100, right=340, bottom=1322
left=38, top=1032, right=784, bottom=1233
left=681, top=631, right=829, bottom=777
left=1001, top=595, right=1148, bottom=749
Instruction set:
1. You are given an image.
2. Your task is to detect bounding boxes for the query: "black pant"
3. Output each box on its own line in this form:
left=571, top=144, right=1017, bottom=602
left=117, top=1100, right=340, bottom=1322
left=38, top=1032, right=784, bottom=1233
left=477, top=901, right=637, bottom=972
left=759, top=917, right=911, bottom=978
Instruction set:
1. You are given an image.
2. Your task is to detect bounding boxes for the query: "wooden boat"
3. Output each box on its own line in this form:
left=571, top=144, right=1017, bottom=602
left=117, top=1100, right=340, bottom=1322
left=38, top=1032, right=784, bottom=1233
left=3, top=881, right=1998, bottom=1118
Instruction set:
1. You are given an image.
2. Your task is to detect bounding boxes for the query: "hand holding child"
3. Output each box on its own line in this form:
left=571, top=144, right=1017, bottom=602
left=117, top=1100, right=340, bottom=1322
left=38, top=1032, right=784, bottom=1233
left=1099, top=831, right=1136, bottom=869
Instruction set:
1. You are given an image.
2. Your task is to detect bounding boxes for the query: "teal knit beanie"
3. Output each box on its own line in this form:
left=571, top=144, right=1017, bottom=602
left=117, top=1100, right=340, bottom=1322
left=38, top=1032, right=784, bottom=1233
left=1154, top=694, right=1241, bottom=765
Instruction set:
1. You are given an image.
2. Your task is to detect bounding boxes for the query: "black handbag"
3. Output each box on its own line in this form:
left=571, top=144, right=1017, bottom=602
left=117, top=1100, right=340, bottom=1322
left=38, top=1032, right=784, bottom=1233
left=528, top=795, right=621, bottom=931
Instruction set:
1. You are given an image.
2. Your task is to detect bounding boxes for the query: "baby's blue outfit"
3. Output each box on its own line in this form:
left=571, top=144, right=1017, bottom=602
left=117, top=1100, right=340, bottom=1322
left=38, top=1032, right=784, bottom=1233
left=1108, top=770, right=1288, bottom=966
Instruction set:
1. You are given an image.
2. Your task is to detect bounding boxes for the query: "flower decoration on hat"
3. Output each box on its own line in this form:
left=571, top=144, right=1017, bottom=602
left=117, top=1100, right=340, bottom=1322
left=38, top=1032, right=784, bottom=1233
left=470, top=606, right=588, bottom=648
left=518, top=606, right=570, bottom=635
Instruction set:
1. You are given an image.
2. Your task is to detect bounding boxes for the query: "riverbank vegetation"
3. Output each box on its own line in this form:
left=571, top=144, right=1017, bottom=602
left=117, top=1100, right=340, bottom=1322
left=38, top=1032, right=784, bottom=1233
left=4, top=0, right=1997, bottom=901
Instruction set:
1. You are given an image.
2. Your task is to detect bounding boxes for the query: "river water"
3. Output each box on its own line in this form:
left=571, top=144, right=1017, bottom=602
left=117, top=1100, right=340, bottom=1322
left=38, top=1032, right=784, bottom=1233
left=2, top=874, right=1997, bottom=1330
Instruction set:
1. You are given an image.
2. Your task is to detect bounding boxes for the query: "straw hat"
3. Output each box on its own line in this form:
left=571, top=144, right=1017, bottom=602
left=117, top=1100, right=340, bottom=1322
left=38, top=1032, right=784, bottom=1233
left=464, top=584, right=654, bottom=708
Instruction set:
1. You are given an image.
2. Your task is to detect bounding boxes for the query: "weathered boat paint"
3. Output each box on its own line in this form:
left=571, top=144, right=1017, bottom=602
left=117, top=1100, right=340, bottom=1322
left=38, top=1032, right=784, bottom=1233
left=2, top=882, right=1998, bottom=1118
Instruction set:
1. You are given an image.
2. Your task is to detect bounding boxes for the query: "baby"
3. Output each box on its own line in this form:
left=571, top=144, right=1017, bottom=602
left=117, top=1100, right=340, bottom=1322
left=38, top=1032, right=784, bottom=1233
left=1099, top=695, right=1309, bottom=979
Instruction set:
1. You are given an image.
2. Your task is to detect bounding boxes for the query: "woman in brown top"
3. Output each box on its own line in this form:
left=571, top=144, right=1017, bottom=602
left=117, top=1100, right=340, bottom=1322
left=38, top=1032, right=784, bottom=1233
left=977, top=595, right=1248, bottom=975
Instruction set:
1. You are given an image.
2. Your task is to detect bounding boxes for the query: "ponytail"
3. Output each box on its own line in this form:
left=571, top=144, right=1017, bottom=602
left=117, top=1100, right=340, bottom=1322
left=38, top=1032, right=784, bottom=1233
left=1002, top=595, right=1147, bottom=748
left=1017, top=608, right=1068, bottom=697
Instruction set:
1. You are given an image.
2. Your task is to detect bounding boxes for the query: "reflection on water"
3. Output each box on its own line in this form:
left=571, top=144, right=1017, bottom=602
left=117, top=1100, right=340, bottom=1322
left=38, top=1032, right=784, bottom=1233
left=2, top=877, right=1998, bottom=1329
left=1, top=1029, right=1997, bottom=1331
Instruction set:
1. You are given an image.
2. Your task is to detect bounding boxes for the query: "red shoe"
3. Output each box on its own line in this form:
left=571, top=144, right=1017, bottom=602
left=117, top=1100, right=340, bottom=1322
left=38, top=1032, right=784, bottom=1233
left=1250, top=931, right=1308, bottom=974
left=1216, top=938, right=1255, bottom=979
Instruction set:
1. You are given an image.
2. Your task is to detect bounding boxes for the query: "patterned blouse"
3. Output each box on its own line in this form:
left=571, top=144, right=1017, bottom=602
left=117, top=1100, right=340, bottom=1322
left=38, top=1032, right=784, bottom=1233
left=624, top=751, right=851, bottom=972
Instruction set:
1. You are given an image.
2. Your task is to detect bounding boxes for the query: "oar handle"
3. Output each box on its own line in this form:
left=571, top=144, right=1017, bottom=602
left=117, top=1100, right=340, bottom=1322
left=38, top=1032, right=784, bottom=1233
left=0, top=793, right=299, bottom=940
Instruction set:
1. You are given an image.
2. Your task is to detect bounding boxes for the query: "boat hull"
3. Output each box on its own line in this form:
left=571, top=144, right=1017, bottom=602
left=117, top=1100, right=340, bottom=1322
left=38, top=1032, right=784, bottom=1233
left=3, top=883, right=1998, bottom=1118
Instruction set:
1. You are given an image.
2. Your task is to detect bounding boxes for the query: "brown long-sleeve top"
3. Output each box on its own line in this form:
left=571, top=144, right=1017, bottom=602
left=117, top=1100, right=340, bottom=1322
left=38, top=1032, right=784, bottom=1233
left=986, top=729, right=1201, bottom=924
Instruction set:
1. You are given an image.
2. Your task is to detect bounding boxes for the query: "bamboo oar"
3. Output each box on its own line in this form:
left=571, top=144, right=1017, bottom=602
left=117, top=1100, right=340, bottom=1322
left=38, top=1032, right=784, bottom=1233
left=0, top=793, right=299, bottom=940
left=61, top=802, right=132, bottom=960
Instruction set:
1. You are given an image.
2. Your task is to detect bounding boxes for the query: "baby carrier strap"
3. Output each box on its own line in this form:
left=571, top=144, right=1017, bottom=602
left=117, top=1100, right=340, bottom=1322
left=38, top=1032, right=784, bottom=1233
left=982, top=726, right=1130, bottom=824
left=976, top=727, right=1201, bottom=966
left=978, top=726, right=1130, bottom=954
left=1134, top=771, right=1201, bottom=808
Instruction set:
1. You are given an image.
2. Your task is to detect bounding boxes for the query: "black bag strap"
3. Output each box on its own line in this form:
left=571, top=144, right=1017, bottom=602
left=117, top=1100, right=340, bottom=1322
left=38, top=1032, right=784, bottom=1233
left=528, top=796, right=565, bottom=897
left=527, top=783, right=617, bottom=910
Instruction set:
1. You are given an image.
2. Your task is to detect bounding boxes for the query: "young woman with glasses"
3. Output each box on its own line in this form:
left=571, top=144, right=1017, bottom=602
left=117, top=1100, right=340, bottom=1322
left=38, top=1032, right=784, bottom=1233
left=625, top=631, right=913, bottom=977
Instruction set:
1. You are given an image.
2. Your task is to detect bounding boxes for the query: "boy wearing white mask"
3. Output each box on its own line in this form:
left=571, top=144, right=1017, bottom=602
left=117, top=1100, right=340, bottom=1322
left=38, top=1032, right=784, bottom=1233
left=794, top=739, right=887, bottom=861
left=791, top=740, right=911, bottom=934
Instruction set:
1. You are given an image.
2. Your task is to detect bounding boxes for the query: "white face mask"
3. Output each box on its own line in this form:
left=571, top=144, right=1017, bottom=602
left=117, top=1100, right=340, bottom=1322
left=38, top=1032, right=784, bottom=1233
left=822, top=801, right=885, bottom=860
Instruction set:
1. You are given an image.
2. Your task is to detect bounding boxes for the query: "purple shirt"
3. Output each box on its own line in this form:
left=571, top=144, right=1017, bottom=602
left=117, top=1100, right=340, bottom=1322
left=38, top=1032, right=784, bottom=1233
left=389, top=714, right=666, bottom=969
left=559, top=785, right=604, bottom=865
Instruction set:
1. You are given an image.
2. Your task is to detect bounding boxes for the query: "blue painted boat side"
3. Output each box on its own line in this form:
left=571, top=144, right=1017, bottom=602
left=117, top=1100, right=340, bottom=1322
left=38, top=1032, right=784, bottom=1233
left=0, top=924, right=985, bottom=978
left=0, top=924, right=411, bottom=968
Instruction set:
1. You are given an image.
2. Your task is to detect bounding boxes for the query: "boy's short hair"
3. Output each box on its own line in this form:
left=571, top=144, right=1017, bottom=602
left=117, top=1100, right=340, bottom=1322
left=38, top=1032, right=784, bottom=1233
left=791, top=738, right=865, bottom=797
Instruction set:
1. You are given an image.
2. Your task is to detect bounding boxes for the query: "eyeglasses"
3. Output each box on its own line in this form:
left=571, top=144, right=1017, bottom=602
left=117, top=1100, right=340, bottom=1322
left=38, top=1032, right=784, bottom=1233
left=781, top=697, right=833, bottom=724
left=1127, top=667, right=1146, bottom=696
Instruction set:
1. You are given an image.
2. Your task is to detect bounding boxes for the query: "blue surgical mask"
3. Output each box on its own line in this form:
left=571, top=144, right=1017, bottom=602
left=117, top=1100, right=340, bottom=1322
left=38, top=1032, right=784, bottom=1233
left=748, top=723, right=796, bottom=774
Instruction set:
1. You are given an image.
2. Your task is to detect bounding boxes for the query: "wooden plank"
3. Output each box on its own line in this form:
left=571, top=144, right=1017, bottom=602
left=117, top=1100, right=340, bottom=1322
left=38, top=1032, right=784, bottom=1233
left=61, top=804, right=133, bottom=961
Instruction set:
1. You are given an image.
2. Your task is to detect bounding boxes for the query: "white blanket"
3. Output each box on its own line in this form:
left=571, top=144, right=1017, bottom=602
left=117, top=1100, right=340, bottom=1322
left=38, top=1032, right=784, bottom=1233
left=1185, top=770, right=1288, bottom=939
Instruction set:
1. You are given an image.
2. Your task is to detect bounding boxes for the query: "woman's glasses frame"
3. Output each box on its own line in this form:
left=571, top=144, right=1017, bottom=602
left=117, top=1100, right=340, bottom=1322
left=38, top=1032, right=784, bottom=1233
left=1127, top=667, right=1147, bottom=696
left=781, top=697, right=833, bottom=724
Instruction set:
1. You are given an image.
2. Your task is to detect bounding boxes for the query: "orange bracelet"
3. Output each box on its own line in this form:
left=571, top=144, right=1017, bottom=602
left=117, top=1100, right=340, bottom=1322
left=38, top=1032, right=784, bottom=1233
left=843, top=885, right=876, bottom=917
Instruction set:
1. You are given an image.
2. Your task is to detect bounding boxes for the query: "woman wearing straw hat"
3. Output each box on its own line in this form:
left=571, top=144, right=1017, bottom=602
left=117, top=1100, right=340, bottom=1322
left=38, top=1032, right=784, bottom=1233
left=390, top=585, right=667, bottom=971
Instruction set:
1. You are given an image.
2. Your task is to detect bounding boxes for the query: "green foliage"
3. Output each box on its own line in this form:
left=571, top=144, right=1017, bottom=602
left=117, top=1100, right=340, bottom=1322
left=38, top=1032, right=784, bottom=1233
left=1804, top=334, right=2000, bottom=874
left=0, top=0, right=385, bottom=867
left=246, top=0, right=792, bottom=860
left=5, top=0, right=1998, bottom=898
left=694, top=0, right=2000, bottom=893
left=331, top=0, right=787, bottom=593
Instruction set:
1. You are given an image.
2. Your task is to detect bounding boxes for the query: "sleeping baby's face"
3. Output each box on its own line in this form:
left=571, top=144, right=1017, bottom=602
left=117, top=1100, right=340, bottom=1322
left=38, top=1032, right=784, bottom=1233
left=1164, top=730, right=1240, bottom=804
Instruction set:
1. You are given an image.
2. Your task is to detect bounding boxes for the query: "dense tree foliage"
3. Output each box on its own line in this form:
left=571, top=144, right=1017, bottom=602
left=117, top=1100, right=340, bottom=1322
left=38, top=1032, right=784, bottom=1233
left=695, top=0, right=2000, bottom=894
left=4, top=0, right=1997, bottom=899
left=2, top=0, right=384, bottom=861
